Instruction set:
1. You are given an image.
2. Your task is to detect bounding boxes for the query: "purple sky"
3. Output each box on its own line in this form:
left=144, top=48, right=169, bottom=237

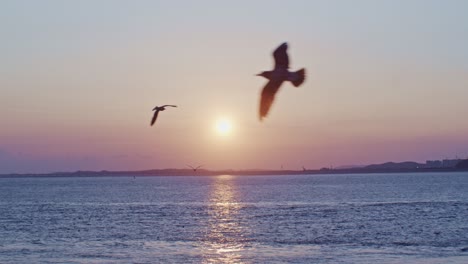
left=1, top=0, right=468, bottom=173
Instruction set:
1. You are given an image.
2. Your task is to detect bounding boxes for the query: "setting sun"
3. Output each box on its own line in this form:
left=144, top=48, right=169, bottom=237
left=215, top=118, right=232, bottom=135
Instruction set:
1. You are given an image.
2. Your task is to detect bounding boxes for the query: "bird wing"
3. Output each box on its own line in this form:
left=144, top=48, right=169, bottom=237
left=259, top=80, right=283, bottom=120
left=273, top=42, right=289, bottom=69
left=161, top=105, right=177, bottom=108
left=151, top=110, right=160, bottom=126
left=196, top=165, right=203, bottom=169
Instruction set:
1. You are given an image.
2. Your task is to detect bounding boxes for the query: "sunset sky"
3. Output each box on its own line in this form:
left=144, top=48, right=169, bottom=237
left=1, top=0, right=468, bottom=173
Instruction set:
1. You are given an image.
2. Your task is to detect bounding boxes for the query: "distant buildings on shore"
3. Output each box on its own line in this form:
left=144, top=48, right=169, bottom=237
left=344, top=158, right=465, bottom=171
left=424, top=159, right=462, bottom=168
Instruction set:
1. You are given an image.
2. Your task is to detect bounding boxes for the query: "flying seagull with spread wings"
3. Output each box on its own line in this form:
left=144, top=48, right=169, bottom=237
left=150, top=105, right=177, bottom=126
left=187, top=165, right=203, bottom=172
left=256, top=42, right=306, bottom=120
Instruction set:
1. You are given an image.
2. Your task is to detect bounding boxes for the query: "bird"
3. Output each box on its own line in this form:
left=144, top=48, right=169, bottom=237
left=256, top=42, right=306, bottom=120
left=150, top=105, right=177, bottom=126
left=187, top=165, right=203, bottom=172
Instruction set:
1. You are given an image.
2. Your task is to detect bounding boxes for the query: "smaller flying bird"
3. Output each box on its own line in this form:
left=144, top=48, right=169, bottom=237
left=150, top=105, right=177, bottom=126
left=187, top=165, right=203, bottom=172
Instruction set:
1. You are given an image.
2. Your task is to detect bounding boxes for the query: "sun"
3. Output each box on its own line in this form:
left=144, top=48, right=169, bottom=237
left=215, top=118, right=232, bottom=135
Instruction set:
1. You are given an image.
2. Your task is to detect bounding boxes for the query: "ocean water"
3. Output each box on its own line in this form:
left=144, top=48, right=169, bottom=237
left=1, top=172, right=468, bottom=263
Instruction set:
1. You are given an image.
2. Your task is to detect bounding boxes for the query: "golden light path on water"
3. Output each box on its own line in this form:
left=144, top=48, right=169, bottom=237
left=201, top=175, right=250, bottom=263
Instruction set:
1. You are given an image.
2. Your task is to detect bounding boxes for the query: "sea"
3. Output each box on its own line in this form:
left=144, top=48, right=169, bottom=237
left=1, top=172, right=467, bottom=263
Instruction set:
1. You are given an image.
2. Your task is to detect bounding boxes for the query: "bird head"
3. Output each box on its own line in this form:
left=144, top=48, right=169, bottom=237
left=256, top=71, right=270, bottom=79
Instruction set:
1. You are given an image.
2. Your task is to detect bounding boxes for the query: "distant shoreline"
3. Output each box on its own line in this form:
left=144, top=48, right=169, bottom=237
left=1, top=167, right=467, bottom=178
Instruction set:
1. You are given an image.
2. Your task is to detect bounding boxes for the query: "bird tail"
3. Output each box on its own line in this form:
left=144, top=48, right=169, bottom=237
left=290, top=68, right=305, bottom=87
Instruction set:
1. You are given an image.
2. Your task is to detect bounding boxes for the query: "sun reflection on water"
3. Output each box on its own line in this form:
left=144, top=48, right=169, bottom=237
left=201, top=175, right=250, bottom=264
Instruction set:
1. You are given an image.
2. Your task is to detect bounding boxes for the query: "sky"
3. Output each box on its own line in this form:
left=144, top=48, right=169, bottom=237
left=1, top=0, right=468, bottom=173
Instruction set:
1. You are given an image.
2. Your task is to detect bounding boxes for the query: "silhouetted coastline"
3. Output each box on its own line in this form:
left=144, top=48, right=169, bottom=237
left=1, top=164, right=467, bottom=178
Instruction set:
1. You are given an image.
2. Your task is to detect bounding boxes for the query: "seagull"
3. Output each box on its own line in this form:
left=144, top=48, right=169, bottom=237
left=150, top=105, right=177, bottom=126
left=187, top=165, right=203, bottom=172
left=256, top=42, right=306, bottom=120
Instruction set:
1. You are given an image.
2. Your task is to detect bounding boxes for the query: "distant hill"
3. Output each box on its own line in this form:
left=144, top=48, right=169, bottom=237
left=364, top=161, right=424, bottom=170
left=456, top=159, right=468, bottom=169
left=335, top=165, right=365, bottom=170
left=2, top=160, right=468, bottom=178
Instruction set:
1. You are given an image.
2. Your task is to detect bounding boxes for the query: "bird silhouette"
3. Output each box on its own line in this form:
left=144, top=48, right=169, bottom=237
left=187, top=165, right=203, bottom=172
left=150, top=105, right=177, bottom=126
left=257, top=42, right=305, bottom=120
